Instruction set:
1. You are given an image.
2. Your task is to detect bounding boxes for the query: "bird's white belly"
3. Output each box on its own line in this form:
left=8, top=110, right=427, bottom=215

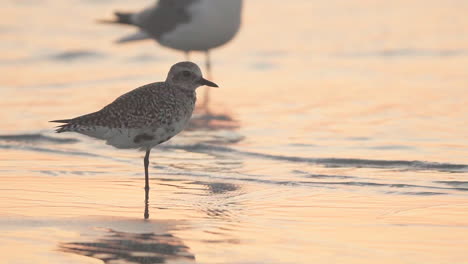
left=159, top=0, right=242, bottom=51
left=85, top=118, right=190, bottom=150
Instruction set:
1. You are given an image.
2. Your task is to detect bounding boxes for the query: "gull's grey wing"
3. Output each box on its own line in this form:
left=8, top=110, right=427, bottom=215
left=52, top=82, right=171, bottom=132
left=133, top=0, right=199, bottom=38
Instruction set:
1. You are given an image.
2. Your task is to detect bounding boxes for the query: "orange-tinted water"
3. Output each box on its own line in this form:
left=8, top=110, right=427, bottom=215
left=1, top=0, right=467, bottom=263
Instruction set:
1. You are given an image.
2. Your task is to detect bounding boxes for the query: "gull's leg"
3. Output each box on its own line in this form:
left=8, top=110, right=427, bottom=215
left=202, top=50, right=212, bottom=111
left=144, top=148, right=151, bottom=219
left=205, top=50, right=212, bottom=78
left=184, top=51, right=190, bottom=61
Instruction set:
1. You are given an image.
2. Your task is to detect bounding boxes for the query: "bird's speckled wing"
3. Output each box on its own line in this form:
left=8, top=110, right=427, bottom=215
left=53, top=82, right=195, bottom=132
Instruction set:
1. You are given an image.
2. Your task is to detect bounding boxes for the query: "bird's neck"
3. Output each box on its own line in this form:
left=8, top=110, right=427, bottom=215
left=175, top=86, right=196, bottom=101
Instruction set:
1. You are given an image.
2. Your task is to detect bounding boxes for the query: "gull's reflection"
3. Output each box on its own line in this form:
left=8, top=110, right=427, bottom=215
left=60, top=229, right=195, bottom=264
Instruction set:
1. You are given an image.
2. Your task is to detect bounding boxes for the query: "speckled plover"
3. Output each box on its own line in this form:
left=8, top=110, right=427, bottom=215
left=51, top=61, right=218, bottom=219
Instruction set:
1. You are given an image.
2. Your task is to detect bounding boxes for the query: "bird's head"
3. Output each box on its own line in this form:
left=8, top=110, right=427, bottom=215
left=166, top=61, right=218, bottom=90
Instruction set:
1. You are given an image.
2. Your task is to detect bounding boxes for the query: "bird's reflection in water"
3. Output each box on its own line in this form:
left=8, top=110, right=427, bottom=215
left=60, top=229, right=195, bottom=264
left=188, top=110, right=239, bottom=131
left=205, top=182, right=239, bottom=194
left=190, top=69, right=240, bottom=131
left=191, top=181, right=243, bottom=221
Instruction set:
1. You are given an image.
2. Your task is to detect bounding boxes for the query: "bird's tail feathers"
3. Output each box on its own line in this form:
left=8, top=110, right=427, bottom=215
left=49, top=119, right=77, bottom=133
left=50, top=119, right=71, bottom=123
left=53, top=123, right=73, bottom=133
left=97, top=12, right=135, bottom=25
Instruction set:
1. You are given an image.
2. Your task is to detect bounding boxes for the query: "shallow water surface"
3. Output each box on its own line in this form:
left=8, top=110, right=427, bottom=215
left=1, top=0, right=468, bottom=263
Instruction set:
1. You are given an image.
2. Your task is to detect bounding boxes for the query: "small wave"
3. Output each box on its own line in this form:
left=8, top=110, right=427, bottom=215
left=0, top=144, right=99, bottom=157
left=35, top=170, right=107, bottom=177
left=162, top=170, right=467, bottom=194
left=303, top=181, right=468, bottom=192
left=369, top=145, right=415, bottom=150
left=0, top=133, right=78, bottom=144
left=292, top=170, right=356, bottom=179
left=49, top=50, right=105, bottom=61
left=434, top=181, right=468, bottom=188
left=164, top=143, right=468, bottom=173
left=385, top=191, right=448, bottom=196
left=338, top=49, right=468, bottom=58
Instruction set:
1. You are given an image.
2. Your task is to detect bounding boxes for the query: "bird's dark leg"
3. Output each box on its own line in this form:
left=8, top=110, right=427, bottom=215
left=144, top=148, right=151, bottom=219
left=202, top=50, right=212, bottom=111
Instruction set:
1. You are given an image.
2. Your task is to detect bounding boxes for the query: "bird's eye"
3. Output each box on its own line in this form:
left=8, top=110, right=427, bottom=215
left=182, top=71, right=191, bottom=77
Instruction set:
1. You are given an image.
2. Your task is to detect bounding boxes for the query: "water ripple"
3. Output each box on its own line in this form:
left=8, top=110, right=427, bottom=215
left=338, top=49, right=468, bottom=58
left=0, top=133, right=78, bottom=144
left=0, top=144, right=99, bottom=157
left=165, top=143, right=468, bottom=173
left=49, top=50, right=106, bottom=61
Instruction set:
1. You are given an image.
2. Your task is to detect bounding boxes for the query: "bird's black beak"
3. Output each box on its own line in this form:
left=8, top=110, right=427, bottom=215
left=198, top=77, right=218, bottom=87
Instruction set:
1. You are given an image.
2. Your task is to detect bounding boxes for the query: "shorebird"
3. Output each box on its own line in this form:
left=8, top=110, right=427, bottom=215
left=100, top=0, right=243, bottom=74
left=50, top=61, right=218, bottom=219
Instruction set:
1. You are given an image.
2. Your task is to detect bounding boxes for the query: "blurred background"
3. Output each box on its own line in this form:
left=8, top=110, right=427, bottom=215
left=1, top=0, right=467, bottom=263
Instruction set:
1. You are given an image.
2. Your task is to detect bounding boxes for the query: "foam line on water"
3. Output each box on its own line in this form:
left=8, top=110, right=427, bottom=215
left=164, top=143, right=468, bottom=173
left=160, top=170, right=466, bottom=194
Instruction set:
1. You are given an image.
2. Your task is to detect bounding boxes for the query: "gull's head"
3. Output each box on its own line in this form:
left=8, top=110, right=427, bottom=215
left=166, top=61, right=218, bottom=90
